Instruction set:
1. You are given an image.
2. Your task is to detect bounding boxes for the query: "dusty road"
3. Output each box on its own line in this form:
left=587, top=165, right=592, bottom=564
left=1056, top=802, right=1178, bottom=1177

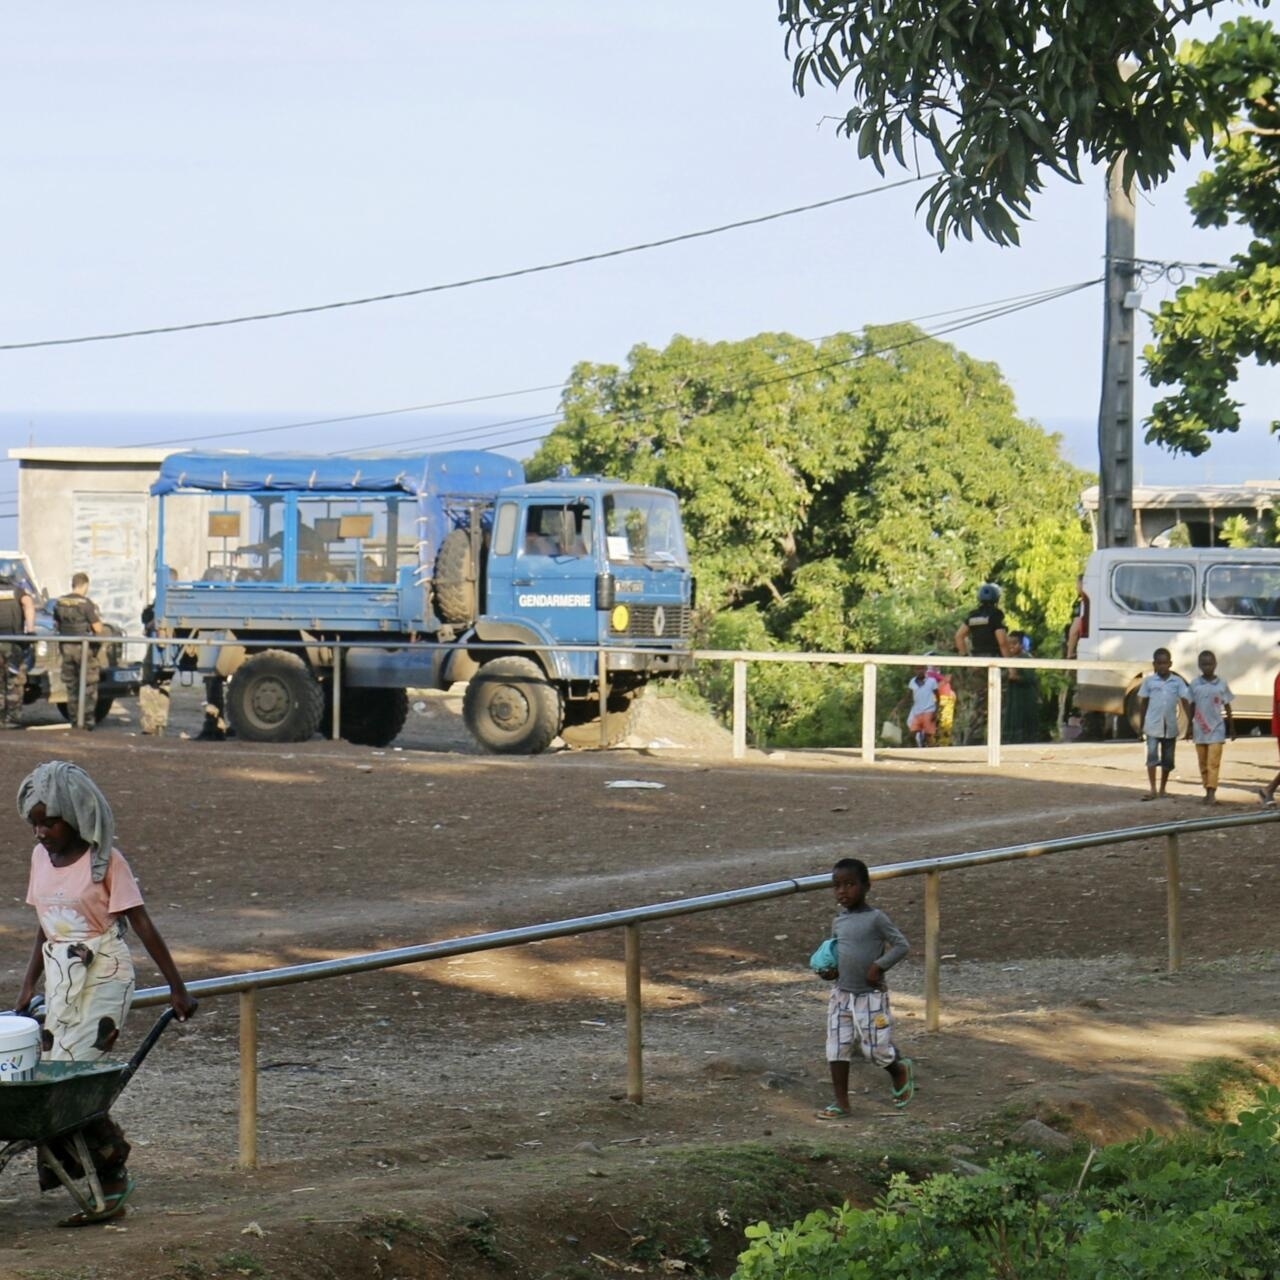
left=0, top=690, right=1275, bottom=1278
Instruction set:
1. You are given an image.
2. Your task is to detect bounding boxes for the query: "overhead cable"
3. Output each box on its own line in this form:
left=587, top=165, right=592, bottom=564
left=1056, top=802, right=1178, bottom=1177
left=0, top=176, right=939, bottom=353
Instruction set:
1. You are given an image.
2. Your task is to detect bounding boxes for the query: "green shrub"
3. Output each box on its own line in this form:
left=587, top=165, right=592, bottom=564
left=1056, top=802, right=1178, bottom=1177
left=734, top=1089, right=1280, bottom=1279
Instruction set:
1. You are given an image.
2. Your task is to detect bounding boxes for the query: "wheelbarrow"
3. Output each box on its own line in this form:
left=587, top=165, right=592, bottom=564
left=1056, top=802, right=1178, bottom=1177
left=0, top=1009, right=177, bottom=1221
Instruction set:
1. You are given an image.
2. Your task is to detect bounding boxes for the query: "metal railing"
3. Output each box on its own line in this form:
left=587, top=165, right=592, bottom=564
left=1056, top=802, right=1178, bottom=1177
left=129, top=807, right=1277, bottom=1169
left=11, top=629, right=1112, bottom=760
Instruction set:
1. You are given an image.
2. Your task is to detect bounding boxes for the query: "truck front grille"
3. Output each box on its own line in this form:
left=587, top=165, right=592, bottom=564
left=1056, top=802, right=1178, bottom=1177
left=622, top=604, right=691, bottom=640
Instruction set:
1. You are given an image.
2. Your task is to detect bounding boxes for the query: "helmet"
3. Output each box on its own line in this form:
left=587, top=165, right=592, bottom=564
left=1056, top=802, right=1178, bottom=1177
left=977, top=583, right=1001, bottom=605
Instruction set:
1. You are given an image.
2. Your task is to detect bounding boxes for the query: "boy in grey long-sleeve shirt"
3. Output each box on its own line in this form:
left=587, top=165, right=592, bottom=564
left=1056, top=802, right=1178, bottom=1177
left=814, top=857, right=914, bottom=1117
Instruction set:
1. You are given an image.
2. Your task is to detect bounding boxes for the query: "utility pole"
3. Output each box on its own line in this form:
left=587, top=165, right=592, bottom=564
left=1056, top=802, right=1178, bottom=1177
left=1096, top=158, right=1138, bottom=548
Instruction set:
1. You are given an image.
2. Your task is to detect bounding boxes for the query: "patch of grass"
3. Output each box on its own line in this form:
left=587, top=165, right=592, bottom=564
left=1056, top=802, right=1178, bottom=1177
left=212, top=1253, right=264, bottom=1277
left=452, top=1211, right=500, bottom=1263
left=1164, top=1048, right=1280, bottom=1125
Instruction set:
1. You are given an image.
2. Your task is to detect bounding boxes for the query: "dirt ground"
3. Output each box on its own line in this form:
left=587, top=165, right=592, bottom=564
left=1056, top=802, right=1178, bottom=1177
left=0, top=687, right=1276, bottom=1279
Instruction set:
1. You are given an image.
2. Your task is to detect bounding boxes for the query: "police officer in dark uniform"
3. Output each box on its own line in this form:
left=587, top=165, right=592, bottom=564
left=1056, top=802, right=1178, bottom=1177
left=0, top=574, right=36, bottom=729
left=954, top=583, right=1010, bottom=744
left=53, top=572, right=104, bottom=730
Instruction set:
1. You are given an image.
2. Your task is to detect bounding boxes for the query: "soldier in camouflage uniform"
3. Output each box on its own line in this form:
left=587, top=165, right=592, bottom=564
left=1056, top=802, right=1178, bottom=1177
left=53, top=572, right=105, bottom=730
left=0, top=575, right=36, bottom=729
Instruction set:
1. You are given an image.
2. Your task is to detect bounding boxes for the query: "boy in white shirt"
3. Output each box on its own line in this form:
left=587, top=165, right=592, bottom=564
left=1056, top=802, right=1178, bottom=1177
left=894, top=666, right=939, bottom=748
left=1184, top=650, right=1235, bottom=806
left=1136, top=648, right=1191, bottom=801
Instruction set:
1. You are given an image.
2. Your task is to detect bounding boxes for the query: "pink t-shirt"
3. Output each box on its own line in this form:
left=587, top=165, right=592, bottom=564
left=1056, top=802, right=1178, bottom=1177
left=26, top=846, right=145, bottom=942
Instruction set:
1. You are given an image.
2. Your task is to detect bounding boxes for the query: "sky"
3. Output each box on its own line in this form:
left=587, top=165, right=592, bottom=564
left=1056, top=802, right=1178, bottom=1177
left=2, top=1, right=1278, bottom=532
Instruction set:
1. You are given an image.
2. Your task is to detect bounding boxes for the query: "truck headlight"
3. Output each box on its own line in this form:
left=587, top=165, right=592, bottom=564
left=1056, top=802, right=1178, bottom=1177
left=610, top=605, right=629, bottom=633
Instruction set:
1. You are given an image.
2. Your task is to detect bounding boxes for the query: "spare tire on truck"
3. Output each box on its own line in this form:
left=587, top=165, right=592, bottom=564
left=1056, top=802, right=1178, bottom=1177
left=227, top=649, right=324, bottom=743
left=463, top=655, right=562, bottom=754
left=434, top=528, right=478, bottom=624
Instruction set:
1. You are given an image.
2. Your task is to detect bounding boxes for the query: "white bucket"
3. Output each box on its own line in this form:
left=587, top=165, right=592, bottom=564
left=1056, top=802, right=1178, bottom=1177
left=0, top=1015, right=41, bottom=1083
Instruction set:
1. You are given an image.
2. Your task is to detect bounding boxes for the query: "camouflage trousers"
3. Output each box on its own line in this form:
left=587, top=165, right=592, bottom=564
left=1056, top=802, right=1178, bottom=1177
left=61, top=648, right=100, bottom=725
left=0, top=645, right=25, bottom=726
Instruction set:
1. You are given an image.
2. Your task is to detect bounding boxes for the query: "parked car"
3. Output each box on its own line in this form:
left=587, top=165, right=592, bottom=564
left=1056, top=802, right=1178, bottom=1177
left=0, top=552, right=140, bottom=723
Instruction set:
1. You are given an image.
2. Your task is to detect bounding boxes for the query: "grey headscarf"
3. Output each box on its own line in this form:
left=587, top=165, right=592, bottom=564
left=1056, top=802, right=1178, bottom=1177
left=17, top=761, right=115, bottom=882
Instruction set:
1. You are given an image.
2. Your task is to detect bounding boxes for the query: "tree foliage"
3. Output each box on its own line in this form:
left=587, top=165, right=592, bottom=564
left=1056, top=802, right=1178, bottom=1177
left=1145, top=18, right=1280, bottom=456
left=530, top=327, right=1091, bottom=744
left=776, top=0, right=1262, bottom=246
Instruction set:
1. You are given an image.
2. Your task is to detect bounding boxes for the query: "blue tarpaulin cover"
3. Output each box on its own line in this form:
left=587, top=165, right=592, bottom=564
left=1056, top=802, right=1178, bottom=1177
left=151, top=450, right=524, bottom=497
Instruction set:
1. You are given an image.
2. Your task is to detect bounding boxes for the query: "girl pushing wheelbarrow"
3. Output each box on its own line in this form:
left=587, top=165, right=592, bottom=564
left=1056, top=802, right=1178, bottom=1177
left=11, top=761, right=196, bottom=1225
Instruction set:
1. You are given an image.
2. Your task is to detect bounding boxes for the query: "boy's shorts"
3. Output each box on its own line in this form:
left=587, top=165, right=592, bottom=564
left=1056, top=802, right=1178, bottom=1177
left=907, top=709, right=937, bottom=736
left=1145, top=735, right=1176, bottom=771
left=825, top=988, right=898, bottom=1068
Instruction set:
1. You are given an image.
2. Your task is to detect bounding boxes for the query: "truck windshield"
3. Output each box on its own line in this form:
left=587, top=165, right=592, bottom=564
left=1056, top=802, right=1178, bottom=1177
left=603, top=492, right=688, bottom=568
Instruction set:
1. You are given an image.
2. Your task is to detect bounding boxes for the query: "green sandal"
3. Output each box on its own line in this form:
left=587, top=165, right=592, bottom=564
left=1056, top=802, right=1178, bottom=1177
left=59, top=1177, right=134, bottom=1228
left=892, top=1059, right=915, bottom=1109
left=815, top=1103, right=851, bottom=1121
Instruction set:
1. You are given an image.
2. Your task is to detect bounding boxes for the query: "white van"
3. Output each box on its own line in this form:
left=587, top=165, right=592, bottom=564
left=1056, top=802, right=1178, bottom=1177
left=1075, top=547, right=1280, bottom=734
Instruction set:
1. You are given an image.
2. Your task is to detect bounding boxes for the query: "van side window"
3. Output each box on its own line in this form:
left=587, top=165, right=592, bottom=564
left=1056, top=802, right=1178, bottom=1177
left=1206, top=565, right=1280, bottom=618
left=1112, top=563, right=1194, bottom=615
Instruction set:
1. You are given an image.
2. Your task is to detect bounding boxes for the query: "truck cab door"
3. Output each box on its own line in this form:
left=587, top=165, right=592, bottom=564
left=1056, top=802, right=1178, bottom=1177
left=485, top=500, right=598, bottom=643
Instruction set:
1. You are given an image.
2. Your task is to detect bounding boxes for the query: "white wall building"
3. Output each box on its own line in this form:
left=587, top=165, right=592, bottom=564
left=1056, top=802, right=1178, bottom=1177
left=7, top=446, right=179, bottom=633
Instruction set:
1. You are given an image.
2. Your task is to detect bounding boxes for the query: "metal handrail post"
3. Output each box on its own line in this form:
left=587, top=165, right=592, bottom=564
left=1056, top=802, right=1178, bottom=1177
left=1165, top=833, right=1182, bottom=973
left=331, top=646, right=342, bottom=741
left=624, top=923, right=643, bottom=1104
left=239, top=988, right=259, bottom=1169
left=732, top=659, right=746, bottom=759
left=861, top=662, right=877, bottom=763
left=987, top=665, right=1001, bottom=767
left=924, top=870, right=941, bottom=1032
left=76, top=637, right=90, bottom=730
left=598, top=648, right=610, bottom=749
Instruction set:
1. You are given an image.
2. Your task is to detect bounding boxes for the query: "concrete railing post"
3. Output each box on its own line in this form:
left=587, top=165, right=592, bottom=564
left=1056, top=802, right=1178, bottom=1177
left=732, top=659, right=747, bottom=759
left=862, top=662, right=877, bottom=763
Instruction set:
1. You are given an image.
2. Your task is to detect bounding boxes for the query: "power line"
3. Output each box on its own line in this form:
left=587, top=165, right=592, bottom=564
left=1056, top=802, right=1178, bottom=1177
left=120, top=278, right=1100, bottom=454
left=131, top=383, right=567, bottom=448
left=361, top=278, right=1103, bottom=455
left=0, top=176, right=938, bottom=353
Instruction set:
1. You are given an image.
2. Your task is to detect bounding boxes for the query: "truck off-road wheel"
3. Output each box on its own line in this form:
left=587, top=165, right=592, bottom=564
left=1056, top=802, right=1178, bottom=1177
left=559, top=691, right=638, bottom=749
left=463, top=656, right=562, bottom=754
left=334, top=687, right=410, bottom=747
left=434, top=528, right=478, bottom=624
left=227, top=649, right=324, bottom=743
left=56, top=696, right=115, bottom=725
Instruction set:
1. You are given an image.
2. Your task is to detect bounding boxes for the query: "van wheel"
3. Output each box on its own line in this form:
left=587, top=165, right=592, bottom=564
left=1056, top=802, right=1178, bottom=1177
left=227, top=650, right=324, bottom=742
left=463, top=656, right=562, bottom=754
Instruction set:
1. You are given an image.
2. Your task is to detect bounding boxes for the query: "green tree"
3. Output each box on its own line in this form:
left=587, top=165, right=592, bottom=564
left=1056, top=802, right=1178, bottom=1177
left=531, top=327, right=1091, bottom=744
left=776, top=0, right=1257, bottom=246
left=1144, top=18, right=1280, bottom=457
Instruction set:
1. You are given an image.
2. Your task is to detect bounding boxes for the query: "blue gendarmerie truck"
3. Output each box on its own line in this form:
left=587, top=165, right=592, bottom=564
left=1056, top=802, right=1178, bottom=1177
left=149, top=451, right=694, bottom=752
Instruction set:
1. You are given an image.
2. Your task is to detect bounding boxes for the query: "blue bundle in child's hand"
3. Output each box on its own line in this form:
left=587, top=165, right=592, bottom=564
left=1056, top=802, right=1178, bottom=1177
left=809, top=938, right=838, bottom=974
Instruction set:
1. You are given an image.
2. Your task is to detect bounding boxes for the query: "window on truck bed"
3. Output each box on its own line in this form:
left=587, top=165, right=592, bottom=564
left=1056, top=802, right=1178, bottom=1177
left=1111, top=562, right=1194, bottom=615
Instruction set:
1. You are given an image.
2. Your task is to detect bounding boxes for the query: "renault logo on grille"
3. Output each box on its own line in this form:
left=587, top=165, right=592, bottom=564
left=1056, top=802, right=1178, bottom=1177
left=652, top=606, right=666, bottom=637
